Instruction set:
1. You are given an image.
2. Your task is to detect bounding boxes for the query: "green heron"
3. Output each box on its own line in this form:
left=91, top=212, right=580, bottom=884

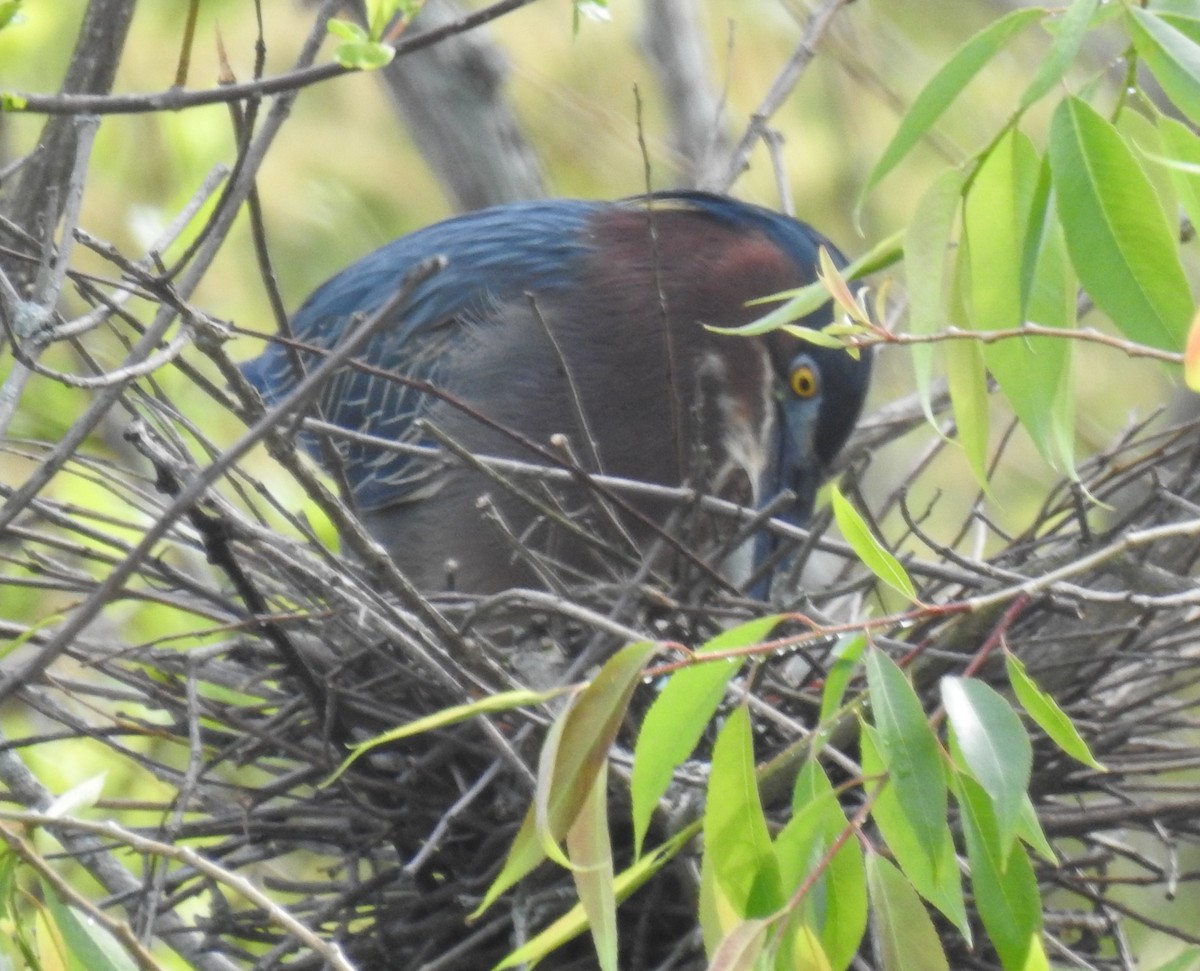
left=241, top=192, right=870, bottom=595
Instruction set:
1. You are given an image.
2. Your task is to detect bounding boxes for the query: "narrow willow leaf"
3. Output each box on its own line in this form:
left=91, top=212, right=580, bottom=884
left=1005, top=653, right=1104, bottom=770
left=965, top=129, right=1073, bottom=472
left=1159, top=114, right=1200, bottom=251
left=864, top=729, right=964, bottom=936
left=713, top=230, right=902, bottom=337
left=1018, top=795, right=1057, bottom=863
left=905, top=168, right=965, bottom=428
left=474, top=640, right=659, bottom=916
left=42, top=881, right=136, bottom=971
left=946, top=262, right=991, bottom=486
left=706, top=919, right=771, bottom=971
left=866, top=852, right=950, bottom=971
left=789, top=923, right=835, bottom=971
left=1020, top=181, right=1077, bottom=473
left=1128, top=8, right=1200, bottom=125
left=941, top=676, right=1032, bottom=855
left=1018, top=0, right=1100, bottom=110
left=954, top=773, right=1049, bottom=971
left=777, top=761, right=868, bottom=971
left=862, top=726, right=970, bottom=938
left=705, top=707, right=782, bottom=918
left=631, top=616, right=780, bottom=857
left=818, top=633, right=868, bottom=729
left=567, top=761, right=618, bottom=971
left=329, top=685, right=565, bottom=783
left=864, top=652, right=947, bottom=861
left=862, top=7, right=1044, bottom=198
left=830, top=485, right=916, bottom=600
left=862, top=657, right=971, bottom=938
left=1049, top=96, right=1192, bottom=351
left=495, top=825, right=698, bottom=968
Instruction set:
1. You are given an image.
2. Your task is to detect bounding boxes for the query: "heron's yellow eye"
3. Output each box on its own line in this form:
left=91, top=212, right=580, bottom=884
left=789, top=364, right=819, bottom=398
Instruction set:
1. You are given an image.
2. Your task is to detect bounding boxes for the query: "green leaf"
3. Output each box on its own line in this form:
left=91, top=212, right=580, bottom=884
left=630, top=616, right=780, bottom=857
left=327, top=18, right=367, bottom=41
left=474, top=640, right=659, bottom=916
left=1017, top=794, right=1057, bottom=864
left=830, top=485, right=916, bottom=601
left=940, top=676, right=1031, bottom=855
left=862, top=658, right=970, bottom=938
left=705, top=706, right=782, bottom=918
left=1018, top=0, right=1100, bottom=110
left=0, top=1, right=23, bottom=31
left=1048, top=96, right=1192, bottom=351
left=1005, top=653, right=1104, bottom=770
left=865, top=852, right=950, bottom=971
left=0, top=92, right=28, bottom=111
left=787, top=924, right=835, bottom=971
left=41, top=885, right=136, bottom=971
left=776, top=761, right=868, bottom=970
left=327, top=685, right=565, bottom=784
left=817, top=634, right=867, bottom=730
left=865, top=652, right=946, bottom=859
left=1129, top=9, right=1200, bottom=126
left=862, top=7, right=1044, bottom=198
left=954, top=774, right=1049, bottom=971
left=1158, top=113, right=1200, bottom=234
left=332, top=40, right=395, bottom=69
left=711, top=230, right=902, bottom=338
left=964, top=129, right=1074, bottom=473
left=905, top=168, right=964, bottom=429
left=495, top=825, right=697, bottom=968
left=1018, top=173, right=1077, bottom=472
left=947, top=251, right=992, bottom=485
left=567, top=761, right=618, bottom=971
left=706, top=918, right=771, bottom=971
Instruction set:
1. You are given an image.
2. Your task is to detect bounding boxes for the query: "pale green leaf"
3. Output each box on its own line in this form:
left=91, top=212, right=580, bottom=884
left=817, top=633, right=867, bottom=730
left=904, top=167, right=964, bottom=428
left=474, top=640, right=659, bottom=916
left=1158, top=113, right=1200, bottom=235
left=1018, top=0, right=1100, bottom=110
left=947, top=262, right=991, bottom=486
left=705, top=918, right=771, bottom=971
left=777, top=761, right=868, bottom=970
left=567, top=761, right=618, bottom=971
left=865, top=652, right=946, bottom=857
left=964, top=128, right=1074, bottom=472
left=631, top=616, right=780, bottom=857
left=830, top=485, right=916, bottom=601
left=866, top=852, right=950, bottom=971
left=1005, top=653, right=1104, bottom=770
left=494, top=825, right=697, bottom=968
left=954, top=773, right=1049, bottom=971
left=863, top=730, right=970, bottom=935
left=1129, top=9, right=1200, bottom=125
left=42, top=884, right=136, bottom=971
left=1049, top=96, right=1192, bottom=350
left=862, top=8, right=1044, bottom=198
left=328, top=685, right=565, bottom=784
left=941, top=676, right=1032, bottom=855
left=705, top=706, right=782, bottom=918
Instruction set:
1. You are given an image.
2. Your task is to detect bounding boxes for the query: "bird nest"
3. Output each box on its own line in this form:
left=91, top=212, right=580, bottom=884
left=3, top=337, right=1200, bottom=970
